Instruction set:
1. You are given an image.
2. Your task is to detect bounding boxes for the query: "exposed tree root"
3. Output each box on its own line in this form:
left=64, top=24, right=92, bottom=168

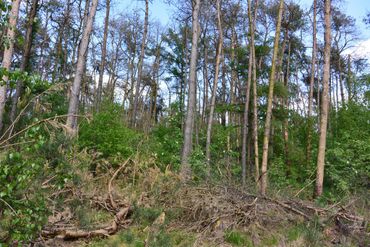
left=41, top=159, right=132, bottom=241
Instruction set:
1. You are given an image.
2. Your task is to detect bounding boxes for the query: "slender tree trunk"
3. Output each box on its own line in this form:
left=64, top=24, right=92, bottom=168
left=52, top=0, right=71, bottom=82
left=241, top=0, right=256, bottom=185
left=95, top=0, right=110, bottom=111
left=205, top=0, right=223, bottom=176
left=132, top=0, right=149, bottom=127
left=10, top=0, right=39, bottom=123
left=315, top=0, right=331, bottom=197
left=307, top=0, right=317, bottom=166
left=260, top=0, right=284, bottom=195
left=0, top=0, right=22, bottom=132
left=181, top=0, right=201, bottom=180
left=202, top=42, right=210, bottom=124
left=338, top=57, right=345, bottom=105
left=66, top=0, right=98, bottom=135
left=251, top=0, right=260, bottom=183
left=346, top=55, right=352, bottom=101
left=283, top=42, right=291, bottom=177
left=230, top=28, right=237, bottom=125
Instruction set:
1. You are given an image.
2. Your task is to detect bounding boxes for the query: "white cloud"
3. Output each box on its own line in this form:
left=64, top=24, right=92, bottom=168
left=343, top=39, right=370, bottom=60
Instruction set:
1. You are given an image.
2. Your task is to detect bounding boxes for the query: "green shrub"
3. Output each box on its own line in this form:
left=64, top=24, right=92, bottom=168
left=79, top=105, right=141, bottom=158
left=0, top=124, right=72, bottom=243
left=150, top=103, right=183, bottom=169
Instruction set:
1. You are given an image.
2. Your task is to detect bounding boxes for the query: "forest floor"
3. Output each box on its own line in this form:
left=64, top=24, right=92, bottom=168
left=35, top=157, right=369, bottom=247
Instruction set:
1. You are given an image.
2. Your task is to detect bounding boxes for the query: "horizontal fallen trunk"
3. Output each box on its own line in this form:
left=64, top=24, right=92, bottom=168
left=42, top=206, right=131, bottom=240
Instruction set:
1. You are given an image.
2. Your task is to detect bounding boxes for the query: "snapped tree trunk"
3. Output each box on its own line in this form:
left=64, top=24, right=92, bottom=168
left=315, top=0, right=331, bottom=197
left=181, top=0, right=201, bottom=180
left=0, top=0, right=22, bottom=132
left=66, top=0, right=99, bottom=136
left=260, top=0, right=284, bottom=195
left=205, top=0, right=223, bottom=176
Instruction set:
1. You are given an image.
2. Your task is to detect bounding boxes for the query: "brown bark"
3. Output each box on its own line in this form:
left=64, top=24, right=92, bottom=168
left=66, top=0, right=98, bottom=135
left=260, top=0, right=284, bottom=195
left=315, top=0, right=332, bottom=197
left=251, top=0, right=260, bottom=184
left=205, top=0, right=223, bottom=175
left=241, top=0, right=255, bottom=185
left=0, top=0, right=22, bottom=132
left=181, top=0, right=201, bottom=180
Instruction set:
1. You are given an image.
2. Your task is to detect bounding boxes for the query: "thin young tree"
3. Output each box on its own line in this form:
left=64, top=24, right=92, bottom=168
left=66, top=0, right=99, bottom=135
left=181, top=0, right=201, bottom=180
left=241, top=0, right=256, bottom=185
left=260, top=0, right=284, bottom=195
left=0, top=0, right=22, bottom=131
left=307, top=0, right=317, bottom=165
left=95, top=0, right=111, bottom=111
left=205, top=0, right=223, bottom=175
left=10, top=0, right=39, bottom=122
left=315, top=0, right=332, bottom=197
left=250, top=0, right=260, bottom=183
left=132, top=0, right=149, bottom=127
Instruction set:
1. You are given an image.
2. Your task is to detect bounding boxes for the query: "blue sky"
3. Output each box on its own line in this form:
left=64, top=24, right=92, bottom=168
left=116, top=0, right=369, bottom=36
left=113, top=0, right=370, bottom=58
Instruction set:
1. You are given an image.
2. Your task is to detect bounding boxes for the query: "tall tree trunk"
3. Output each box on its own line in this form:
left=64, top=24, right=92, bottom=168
left=250, top=0, right=260, bottom=183
left=181, top=0, right=201, bottom=180
left=52, top=0, right=71, bottom=82
left=241, top=0, right=255, bottom=185
left=205, top=0, right=223, bottom=176
left=132, top=0, right=149, bottom=127
left=10, top=0, right=39, bottom=123
left=66, top=0, right=98, bottom=135
left=0, top=0, right=22, bottom=132
left=202, top=40, right=209, bottom=124
left=307, top=0, right=317, bottom=166
left=260, top=0, right=284, bottom=195
left=95, top=0, right=110, bottom=111
left=283, top=42, right=291, bottom=177
left=315, top=0, right=331, bottom=197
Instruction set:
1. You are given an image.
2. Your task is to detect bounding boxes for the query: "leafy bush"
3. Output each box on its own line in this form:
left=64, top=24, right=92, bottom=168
left=0, top=123, right=73, bottom=243
left=150, top=103, right=183, bottom=169
left=325, top=103, right=370, bottom=194
left=79, top=105, right=141, bottom=158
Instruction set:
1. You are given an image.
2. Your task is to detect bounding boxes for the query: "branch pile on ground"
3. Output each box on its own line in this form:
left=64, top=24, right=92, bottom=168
left=170, top=184, right=367, bottom=241
left=41, top=159, right=133, bottom=240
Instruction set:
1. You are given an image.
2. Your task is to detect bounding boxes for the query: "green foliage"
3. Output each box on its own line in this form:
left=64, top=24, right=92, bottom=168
left=189, top=146, right=207, bottom=180
left=150, top=103, right=183, bottom=169
left=224, top=230, right=253, bottom=246
left=133, top=207, right=162, bottom=227
left=325, top=103, right=370, bottom=194
left=79, top=105, right=141, bottom=158
left=0, top=123, right=73, bottom=243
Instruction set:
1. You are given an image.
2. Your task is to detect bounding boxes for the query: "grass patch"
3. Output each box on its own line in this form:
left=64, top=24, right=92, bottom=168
left=224, top=230, right=253, bottom=246
left=88, top=227, right=195, bottom=247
